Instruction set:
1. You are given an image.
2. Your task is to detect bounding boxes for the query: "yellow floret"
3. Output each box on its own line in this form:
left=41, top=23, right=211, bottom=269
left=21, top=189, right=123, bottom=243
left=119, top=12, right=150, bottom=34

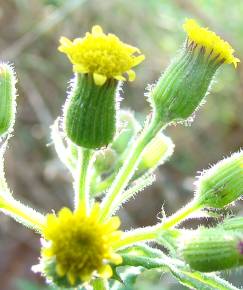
left=41, top=203, right=122, bottom=286
left=58, top=25, right=145, bottom=85
left=183, top=19, right=239, bottom=67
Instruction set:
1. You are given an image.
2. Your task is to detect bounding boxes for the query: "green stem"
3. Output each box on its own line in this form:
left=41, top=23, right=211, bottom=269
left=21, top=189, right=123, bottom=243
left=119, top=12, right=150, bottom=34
left=158, top=199, right=201, bottom=230
left=0, top=196, right=45, bottom=231
left=91, top=173, right=115, bottom=197
left=113, top=199, right=201, bottom=249
left=75, top=148, right=93, bottom=211
left=100, top=117, right=162, bottom=221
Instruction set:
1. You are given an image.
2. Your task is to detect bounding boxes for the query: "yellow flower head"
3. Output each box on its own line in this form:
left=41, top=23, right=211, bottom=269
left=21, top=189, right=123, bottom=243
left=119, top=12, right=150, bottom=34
left=58, top=25, right=145, bottom=86
left=183, top=19, right=239, bottom=67
left=41, top=203, right=122, bottom=287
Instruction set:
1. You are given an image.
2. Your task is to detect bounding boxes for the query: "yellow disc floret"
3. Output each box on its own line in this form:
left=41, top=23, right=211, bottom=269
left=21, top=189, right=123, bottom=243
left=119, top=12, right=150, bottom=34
left=41, top=203, right=122, bottom=287
left=183, top=19, right=239, bottom=67
left=58, top=25, right=145, bottom=86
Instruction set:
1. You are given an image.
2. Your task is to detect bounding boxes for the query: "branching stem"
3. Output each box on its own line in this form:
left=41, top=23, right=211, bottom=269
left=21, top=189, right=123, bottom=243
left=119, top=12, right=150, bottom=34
left=100, top=116, right=163, bottom=220
left=113, top=199, right=201, bottom=249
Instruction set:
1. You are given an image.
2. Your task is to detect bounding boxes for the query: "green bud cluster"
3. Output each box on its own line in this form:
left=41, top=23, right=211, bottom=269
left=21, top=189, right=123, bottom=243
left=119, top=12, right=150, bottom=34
left=195, top=151, right=243, bottom=208
left=181, top=229, right=243, bottom=272
left=0, top=63, right=17, bottom=137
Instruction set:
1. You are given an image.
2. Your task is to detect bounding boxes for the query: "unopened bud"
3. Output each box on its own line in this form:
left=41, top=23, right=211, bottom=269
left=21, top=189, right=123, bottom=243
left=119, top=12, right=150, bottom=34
left=0, top=63, right=17, bottom=136
left=195, top=151, right=243, bottom=208
left=220, top=217, right=243, bottom=232
left=181, top=229, right=243, bottom=272
left=138, top=133, right=174, bottom=171
left=112, top=110, right=141, bottom=154
left=94, top=148, right=117, bottom=174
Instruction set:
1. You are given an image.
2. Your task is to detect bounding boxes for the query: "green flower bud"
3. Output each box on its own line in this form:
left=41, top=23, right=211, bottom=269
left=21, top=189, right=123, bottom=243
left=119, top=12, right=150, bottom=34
left=150, top=19, right=239, bottom=125
left=181, top=229, right=243, bottom=272
left=0, top=63, right=17, bottom=136
left=220, top=217, right=243, bottom=232
left=94, top=148, right=117, bottom=174
left=64, top=74, right=119, bottom=149
left=112, top=110, right=141, bottom=154
left=138, top=133, right=174, bottom=171
left=195, top=151, right=243, bottom=209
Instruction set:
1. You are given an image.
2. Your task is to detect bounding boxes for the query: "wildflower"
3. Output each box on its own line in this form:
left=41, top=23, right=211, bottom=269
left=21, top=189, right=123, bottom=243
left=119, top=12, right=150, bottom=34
left=61, top=27, right=144, bottom=148
left=59, top=25, right=145, bottom=86
left=151, top=19, right=239, bottom=125
left=40, top=203, right=122, bottom=287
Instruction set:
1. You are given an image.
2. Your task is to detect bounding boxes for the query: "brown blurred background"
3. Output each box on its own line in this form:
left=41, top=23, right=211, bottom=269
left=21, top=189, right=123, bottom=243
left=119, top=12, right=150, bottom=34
left=0, top=0, right=243, bottom=289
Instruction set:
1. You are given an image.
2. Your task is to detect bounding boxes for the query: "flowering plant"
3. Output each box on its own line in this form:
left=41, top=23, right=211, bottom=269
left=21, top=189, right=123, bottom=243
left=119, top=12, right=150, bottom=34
left=0, top=19, right=242, bottom=289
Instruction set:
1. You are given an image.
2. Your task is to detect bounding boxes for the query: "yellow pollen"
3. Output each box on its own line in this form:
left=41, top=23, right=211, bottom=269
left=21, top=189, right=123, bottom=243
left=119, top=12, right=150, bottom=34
left=183, top=19, right=239, bottom=67
left=58, top=25, right=145, bottom=85
left=41, top=203, right=122, bottom=287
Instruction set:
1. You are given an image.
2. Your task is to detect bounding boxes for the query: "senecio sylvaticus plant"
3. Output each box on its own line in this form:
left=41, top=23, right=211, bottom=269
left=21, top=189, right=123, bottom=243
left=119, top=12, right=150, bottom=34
left=0, top=19, right=243, bottom=290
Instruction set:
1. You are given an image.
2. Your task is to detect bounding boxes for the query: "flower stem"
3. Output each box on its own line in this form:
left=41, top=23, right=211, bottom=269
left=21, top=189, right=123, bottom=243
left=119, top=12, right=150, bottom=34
left=158, top=199, right=201, bottom=230
left=113, top=199, right=201, bottom=249
left=100, top=117, right=162, bottom=221
left=0, top=196, right=45, bottom=231
left=75, top=148, right=93, bottom=212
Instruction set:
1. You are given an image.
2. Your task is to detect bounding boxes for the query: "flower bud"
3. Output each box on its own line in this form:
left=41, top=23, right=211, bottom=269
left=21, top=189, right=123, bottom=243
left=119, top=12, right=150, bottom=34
left=112, top=110, right=141, bottom=154
left=181, top=229, right=243, bottom=272
left=94, top=148, right=117, bottom=174
left=0, top=63, right=17, bottom=136
left=220, top=217, right=243, bottom=232
left=64, top=74, right=119, bottom=149
left=195, top=151, right=243, bottom=208
left=150, top=19, right=239, bottom=125
left=138, top=133, right=174, bottom=171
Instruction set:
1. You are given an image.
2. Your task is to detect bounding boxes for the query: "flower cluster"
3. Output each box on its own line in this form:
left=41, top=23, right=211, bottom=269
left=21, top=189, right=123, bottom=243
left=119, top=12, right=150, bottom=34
left=0, top=18, right=242, bottom=290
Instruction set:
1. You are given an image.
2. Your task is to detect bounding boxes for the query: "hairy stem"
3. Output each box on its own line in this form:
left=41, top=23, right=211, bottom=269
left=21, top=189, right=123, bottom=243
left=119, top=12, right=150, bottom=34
left=75, top=148, right=93, bottom=212
left=100, top=116, right=163, bottom=220
left=113, top=199, right=201, bottom=249
left=0, top=196, right=45, bottom=231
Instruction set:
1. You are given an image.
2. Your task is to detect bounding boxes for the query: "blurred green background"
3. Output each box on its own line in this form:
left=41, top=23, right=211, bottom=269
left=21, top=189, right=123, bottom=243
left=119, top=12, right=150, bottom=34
left=0, top=0, right=243, bottom=289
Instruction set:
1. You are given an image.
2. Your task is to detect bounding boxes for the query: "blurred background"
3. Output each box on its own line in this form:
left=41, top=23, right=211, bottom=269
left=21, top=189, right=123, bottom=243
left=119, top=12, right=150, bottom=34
left=0, top=0, right=243, bottom=289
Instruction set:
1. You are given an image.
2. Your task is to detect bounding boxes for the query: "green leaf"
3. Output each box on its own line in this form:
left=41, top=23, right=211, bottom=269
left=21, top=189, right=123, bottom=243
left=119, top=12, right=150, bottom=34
left=117, top=244, right=239, bottom=290
left=116, top=266, right=145, bottom=289
left=169, top=264, right=239, bottom=290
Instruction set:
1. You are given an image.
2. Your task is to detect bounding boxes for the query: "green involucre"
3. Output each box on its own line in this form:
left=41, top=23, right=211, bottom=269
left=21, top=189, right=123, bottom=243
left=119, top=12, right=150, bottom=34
left=0, top=63, right=17, bottom=136
left=181, top=229, right=243, bottom=272
left=195, top=151, right=243, bottom=208
left=64, top=73, right=118, bottom=149
left=151, top=46, right=221, bottom=124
